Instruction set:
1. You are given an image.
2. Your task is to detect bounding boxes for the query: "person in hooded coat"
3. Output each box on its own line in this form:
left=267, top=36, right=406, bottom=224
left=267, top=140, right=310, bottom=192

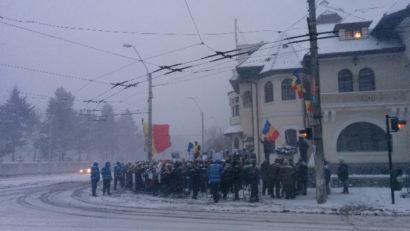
left=207, top=159, right=224, bottom=203
left=90, top=162, right=100, bottom=196
left=101, top=162, right=113, bottom=195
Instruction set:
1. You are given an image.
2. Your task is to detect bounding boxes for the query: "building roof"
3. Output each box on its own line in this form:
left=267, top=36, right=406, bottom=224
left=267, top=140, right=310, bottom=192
left=224, top=124, right=242, bottom=135
left=237, top=0, right=409, bottom=77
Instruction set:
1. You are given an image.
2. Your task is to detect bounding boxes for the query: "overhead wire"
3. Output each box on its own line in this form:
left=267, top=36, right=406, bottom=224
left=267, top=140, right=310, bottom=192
left=0, top=15, right=285, bottom=37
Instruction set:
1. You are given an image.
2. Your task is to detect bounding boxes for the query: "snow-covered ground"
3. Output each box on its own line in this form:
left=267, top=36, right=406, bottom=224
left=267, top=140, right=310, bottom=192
left=2, top=173, right=409, bottom=216
left=85, top=186, right=410, bottom=216
left=1, top=174, right=410, bottom=231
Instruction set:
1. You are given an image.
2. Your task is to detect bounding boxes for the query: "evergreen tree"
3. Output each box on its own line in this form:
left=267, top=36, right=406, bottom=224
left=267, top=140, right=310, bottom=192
left=0, top=87, right=38, bottom=161
left=45, top=87, right=76, bottom=161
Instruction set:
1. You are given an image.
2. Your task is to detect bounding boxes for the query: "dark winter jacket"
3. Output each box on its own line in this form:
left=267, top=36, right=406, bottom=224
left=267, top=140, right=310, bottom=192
left=101, top=163, right=113, bottom=181
left=90, top=163, right=100, bottom=182
left=337, top=163, right=348, bottom=181
left=280, top=165, right=295, bottom=185
left=207, top=160, right=224, bottom=184
left=261, top=161, right=269, bottom=181
left=260, top=139, right=274, bottom=153
left=325, top=167, right=331, bottom=184
left=114, top=163, right=122, bottom=178
left=268, top=162, right=281, bottom=182
left=296, top=161, right=308, bottom=181
left=249, top=166, right=260, bottom=186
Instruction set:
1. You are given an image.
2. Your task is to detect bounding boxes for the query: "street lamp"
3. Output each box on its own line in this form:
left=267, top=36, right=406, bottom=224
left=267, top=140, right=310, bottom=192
left=188, top=97, right=204, bottom=153
left=123, top=44, right=153, bottom=161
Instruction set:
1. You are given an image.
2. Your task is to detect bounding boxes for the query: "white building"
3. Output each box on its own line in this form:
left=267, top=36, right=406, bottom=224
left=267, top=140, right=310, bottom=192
left=225, top=0, right=410, bottom=172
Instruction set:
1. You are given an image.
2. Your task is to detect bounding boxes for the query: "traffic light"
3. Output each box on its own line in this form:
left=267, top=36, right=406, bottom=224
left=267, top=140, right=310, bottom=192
left=299, top=127, right=312, bottom=139
left=391, top=117, right=407, bottom=132
left=391, top=169, right=403, bottom=191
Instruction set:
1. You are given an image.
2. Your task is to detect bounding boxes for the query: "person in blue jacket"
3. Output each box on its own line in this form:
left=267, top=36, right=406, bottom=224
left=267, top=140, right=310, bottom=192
left=90, top=162, right=100, bottom=197
left=207, top=159, right=224, bottom=203
left=113, top=162, right=122, bottom=191
left=101, top=162, right=113, bottom=195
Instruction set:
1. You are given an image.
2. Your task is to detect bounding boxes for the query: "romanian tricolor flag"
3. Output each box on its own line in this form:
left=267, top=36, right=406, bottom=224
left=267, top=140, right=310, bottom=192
left=143, top=122, right=171, bottom=155
left=305, top=100, right=314, bottom=114
left=262, top=120, right=280, bottom=141
left=291, top=70, right=301, bottom=91
left=291, top=70, right=304, bottom=99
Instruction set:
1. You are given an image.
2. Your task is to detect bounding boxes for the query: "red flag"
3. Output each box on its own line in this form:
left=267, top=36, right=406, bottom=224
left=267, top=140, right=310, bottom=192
left=153, top=124, right=171, bottom=154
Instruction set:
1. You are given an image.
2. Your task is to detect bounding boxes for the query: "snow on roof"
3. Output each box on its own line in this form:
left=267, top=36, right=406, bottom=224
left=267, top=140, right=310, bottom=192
left=223, top=124, right=242, bottom=135
left=386, top=0, right=410, bottom=15
left=238, top=0, right=408, bottom=75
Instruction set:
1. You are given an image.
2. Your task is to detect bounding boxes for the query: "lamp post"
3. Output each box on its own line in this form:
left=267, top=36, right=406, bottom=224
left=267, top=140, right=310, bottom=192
left=188, top=97, right=204, bottom=153
left=123, top=44, right=152, bottom=161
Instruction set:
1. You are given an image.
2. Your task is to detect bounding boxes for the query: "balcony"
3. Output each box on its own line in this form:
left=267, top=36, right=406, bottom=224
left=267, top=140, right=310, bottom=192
left=321, top=89, right=409, bottom=110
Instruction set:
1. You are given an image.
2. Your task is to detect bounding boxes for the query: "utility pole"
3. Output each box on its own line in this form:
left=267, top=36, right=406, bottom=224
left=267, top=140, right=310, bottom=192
left=307, top=0, right=327, bottom=204
left=148, top=72, right=153, bottom=161
left=123, top=44, right=152, bottom=161
left=385, top=115, right=395, bottom=204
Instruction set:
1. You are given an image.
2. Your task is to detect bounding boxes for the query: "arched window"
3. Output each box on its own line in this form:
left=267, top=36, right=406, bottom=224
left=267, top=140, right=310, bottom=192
left=359, top=68, right=375, bottom=91
left=234, top=137, right=240, bottom=149
left=338, top=69, right=353, bottom=92
left=264, top=81, right=274, bottom=103
left=284, top=129, right=297, bottom=147
left=337, top=122, right=387, bottom=152
left=281, top=79, right=295, bottom=100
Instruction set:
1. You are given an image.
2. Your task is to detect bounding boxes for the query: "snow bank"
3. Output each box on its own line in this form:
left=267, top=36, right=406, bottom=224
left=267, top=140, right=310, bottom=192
left=80, top=187, right=410, bottom=216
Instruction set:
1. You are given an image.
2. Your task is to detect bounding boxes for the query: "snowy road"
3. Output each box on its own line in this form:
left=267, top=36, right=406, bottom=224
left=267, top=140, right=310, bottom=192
left=0, top=174, right=409, bottom=231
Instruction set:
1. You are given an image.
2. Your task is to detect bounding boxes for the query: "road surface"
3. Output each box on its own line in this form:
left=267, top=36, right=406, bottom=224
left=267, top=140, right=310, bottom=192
left=0, top=175, right=409, bottom=231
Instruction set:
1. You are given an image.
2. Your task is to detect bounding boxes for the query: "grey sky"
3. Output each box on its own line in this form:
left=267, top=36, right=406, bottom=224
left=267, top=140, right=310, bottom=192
left=0, top=0, right=394, bottom=153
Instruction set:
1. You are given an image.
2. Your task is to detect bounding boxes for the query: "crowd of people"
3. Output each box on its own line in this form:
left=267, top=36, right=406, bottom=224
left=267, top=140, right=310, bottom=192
left=90, top=156, right=349, bottom=203
left=89, top=136, right=350, bottom=203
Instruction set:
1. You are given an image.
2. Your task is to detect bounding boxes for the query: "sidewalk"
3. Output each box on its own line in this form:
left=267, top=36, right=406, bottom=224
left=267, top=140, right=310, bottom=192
left=87, top=187, right=410, bottom=216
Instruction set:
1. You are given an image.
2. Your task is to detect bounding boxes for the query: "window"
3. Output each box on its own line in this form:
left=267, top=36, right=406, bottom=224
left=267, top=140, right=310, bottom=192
left=242, top=91, right=252, bottom=108
left=233, top=137, right=240, bottom=149
left=337, top=122, right=387, bottom=152
left=338, top=69, right=353, bottom=92
left=281, top=79, right=295, bottom=100
left=284, top=129, right=297, bottom=147
left=359, top=68, right=375, bottom=91
left=264, top=81, right=274, bottom=103
left=231, top=96, right=240, bottom=117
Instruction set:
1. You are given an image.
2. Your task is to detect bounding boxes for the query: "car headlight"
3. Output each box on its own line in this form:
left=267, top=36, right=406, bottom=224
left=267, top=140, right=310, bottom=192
left=86, top=168, right=91, bottom=174
left=79, top=169, right=84, bottom=173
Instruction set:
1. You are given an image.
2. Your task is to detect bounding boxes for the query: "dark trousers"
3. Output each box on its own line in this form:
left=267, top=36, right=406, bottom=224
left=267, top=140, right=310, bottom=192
left=284, top=184, right=293, bottom=199
left=232, top=180, right=240, bottom=200
left=264, top=152, right=270, bottom=164
left=103, top=180, right=111, bottom=195
left=120, top=175, right=125, bottom=188
left=297, top=179, right=307, bottom=195
left=250, top=183, right=259, bottom=202
left=210, top=183, right=220, bottom=203
left=114, top=177, right=120, bottom=190
left=341, top=179, right=349, bottom=193
left=268, top=180, right=281, bottom=198
left=91, top=181, right=98, bottom=196
left=262, top=179, right=268, bottom=195
left=192, top=181, right=199, bottom=199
